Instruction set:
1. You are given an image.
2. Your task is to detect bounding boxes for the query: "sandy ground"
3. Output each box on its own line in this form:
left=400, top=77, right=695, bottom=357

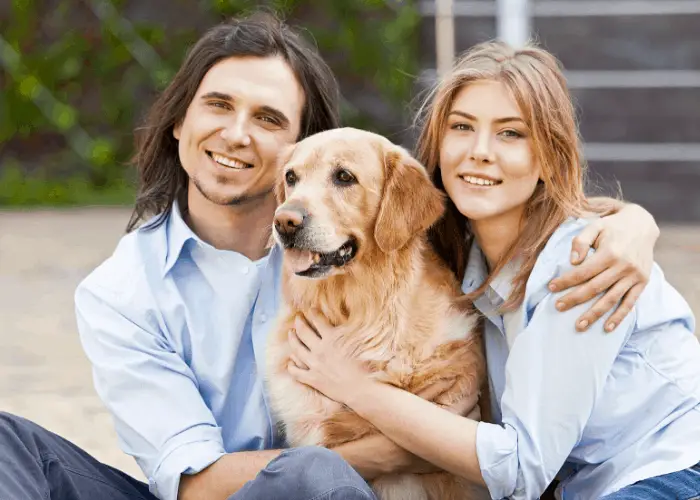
left=1, top=207, right=699, bottom=481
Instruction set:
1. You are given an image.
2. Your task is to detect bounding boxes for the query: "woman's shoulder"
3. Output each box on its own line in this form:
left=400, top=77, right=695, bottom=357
left=520, top=217, right=599, bottom=308
left=527, top=217, right=695, bottom=334
left=540, top=217, right=592, bottom=260
left=530, top=217, right=592, bottom=275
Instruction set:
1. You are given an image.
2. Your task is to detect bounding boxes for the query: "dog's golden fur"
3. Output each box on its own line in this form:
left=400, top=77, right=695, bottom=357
left=265, top=128, right=488, bottom=500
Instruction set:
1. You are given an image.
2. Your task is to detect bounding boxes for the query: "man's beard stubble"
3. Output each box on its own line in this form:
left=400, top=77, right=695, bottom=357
left=192, top=174, right=275, bottom=207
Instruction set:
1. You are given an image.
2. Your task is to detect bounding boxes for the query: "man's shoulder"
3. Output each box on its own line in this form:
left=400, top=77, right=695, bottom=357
left=77, top=217, right=169, bottom=301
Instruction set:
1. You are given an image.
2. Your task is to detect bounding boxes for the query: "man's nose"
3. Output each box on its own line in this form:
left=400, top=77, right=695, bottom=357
left=220, top=116, right=251, bottom=147
left=274, top=205, right=307, bottom=235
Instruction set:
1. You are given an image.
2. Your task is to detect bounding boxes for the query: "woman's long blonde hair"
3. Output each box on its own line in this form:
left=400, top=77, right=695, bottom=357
left=417, top=40, right=611, bottom=309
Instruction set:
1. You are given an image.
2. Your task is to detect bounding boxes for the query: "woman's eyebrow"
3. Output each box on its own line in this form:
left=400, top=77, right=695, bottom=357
left=448, top=110, right=524, bottom=124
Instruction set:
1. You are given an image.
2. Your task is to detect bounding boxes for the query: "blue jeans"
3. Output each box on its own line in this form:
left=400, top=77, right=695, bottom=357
left=602, top=462, right=700, bottom=500
left=0, top=412, right=375, bottom=500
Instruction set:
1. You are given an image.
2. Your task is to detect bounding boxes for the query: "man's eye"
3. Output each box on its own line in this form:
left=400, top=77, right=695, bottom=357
left=285, top=170, right=298, bottom=186
left=209, top=101, right=230, bottom=110
left=334, top=168, right=357, bottom=186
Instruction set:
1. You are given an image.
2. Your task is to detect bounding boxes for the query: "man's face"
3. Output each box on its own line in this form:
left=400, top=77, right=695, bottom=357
left=174, top=55, right=305, bottom=207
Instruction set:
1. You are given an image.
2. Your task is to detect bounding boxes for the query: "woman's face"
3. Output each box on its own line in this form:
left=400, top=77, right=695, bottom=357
left=439, top=80, right=541, bottom=228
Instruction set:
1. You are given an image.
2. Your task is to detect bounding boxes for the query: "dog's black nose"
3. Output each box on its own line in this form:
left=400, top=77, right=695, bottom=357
left=274, top=206, right=306, bottom=236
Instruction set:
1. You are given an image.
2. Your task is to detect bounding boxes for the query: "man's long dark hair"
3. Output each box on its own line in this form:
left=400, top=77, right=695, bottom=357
left=126, top=11, right=341, bottom=232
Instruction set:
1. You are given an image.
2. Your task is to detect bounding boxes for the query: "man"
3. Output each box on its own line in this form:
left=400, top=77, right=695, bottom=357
left=0, top=11, right=659, bottom=500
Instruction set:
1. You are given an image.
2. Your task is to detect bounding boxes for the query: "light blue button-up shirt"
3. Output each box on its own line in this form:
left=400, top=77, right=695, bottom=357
left=466, top=218, right=700, bottom=499
left=75, top=203, right=283, bottom=500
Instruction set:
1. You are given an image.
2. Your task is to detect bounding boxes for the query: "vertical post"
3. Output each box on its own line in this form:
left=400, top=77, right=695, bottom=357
left=435, top=0, right=455, bottom=76
left=497, top=0, right=531, bottom=48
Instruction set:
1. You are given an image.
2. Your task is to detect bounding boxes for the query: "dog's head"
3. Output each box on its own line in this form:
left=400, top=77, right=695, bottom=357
left=273, top=127, right=445, bottom=279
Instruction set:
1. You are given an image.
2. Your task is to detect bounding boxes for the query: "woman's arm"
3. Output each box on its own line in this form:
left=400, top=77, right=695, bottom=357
left=289, top=284, right=636, bottom=499
left=338, top=377, right=485, bottom=484
left=285, top=314, right=484, bottom=484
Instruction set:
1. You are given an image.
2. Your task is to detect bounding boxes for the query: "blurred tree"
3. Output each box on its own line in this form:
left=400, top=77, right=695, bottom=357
left=0, top=0, right=420, bottom=206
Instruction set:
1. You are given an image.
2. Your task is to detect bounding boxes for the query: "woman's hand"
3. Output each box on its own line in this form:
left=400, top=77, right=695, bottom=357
left=287, top=310, right=372, bottom=405
left=287, top=312, right=444, bottom=476
left=548, top=204, right=659, bottom=332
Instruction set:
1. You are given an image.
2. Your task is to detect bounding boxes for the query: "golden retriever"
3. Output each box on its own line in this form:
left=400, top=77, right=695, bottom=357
left=265, top=127, right=488, bottom=500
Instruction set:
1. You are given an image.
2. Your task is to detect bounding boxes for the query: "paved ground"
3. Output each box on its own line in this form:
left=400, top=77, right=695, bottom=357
left=1, top=208, right=699, bottom=482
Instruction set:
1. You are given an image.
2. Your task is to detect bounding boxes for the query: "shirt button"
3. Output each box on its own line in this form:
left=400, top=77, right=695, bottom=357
left=260, top=313, right=268, bottom=323
left=241, top=266, right=250, bottom=275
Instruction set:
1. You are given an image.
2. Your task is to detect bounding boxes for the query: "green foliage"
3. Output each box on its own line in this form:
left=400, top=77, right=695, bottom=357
left=0, top=0, right=420, bottom=206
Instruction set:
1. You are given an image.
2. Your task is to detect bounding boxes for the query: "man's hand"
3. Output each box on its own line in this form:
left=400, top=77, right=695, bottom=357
left=548, top=204, right=659, bottom=332
left=335, top=432, right=439, bottom=478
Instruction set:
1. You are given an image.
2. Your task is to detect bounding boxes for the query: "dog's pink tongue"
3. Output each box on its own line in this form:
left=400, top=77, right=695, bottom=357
left=284, top=249, right=315, bottom=274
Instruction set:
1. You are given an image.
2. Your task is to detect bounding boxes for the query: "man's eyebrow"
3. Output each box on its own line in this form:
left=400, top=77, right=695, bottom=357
left=200, top=91, right=233, bottom=102
left=258, top=105, right=291, bottom=128
left=200, top=92, right=291, bottom=128
left=448, top=110, right=524, bottom=124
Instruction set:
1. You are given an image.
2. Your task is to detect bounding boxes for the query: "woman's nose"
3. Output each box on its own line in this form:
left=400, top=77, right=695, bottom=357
left=470, top=131, right=495, bottom=163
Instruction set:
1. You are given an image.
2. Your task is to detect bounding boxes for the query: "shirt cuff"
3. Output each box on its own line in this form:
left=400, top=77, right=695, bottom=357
left=151, top=440, right=226, bottom=500
left=476, top=421, right=519, bottom=500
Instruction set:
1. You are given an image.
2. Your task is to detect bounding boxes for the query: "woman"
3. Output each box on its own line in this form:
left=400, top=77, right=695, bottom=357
left=285, top=41, right=700, bottom=499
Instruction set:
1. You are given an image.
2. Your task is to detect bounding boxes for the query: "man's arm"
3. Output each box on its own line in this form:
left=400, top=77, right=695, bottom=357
left=77, top=272, right=429, bottom=500
left=76, top=277, right=231, bottom=500
left=550, top=198, right=659, bottom=331
left=178, top=451, right=282, bottom=500
left=178, top=429, right=439, bottom=500
left=586, top=195, right=626, bottom=214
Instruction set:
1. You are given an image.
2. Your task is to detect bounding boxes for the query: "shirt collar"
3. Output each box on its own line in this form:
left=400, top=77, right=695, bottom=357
left=163, top=199, right=198, bottom=276
left=162, top=200, right=281, bottom=277
left=461, top=240, right=520, bottom=307
left=462, top=242, right=488, bottom=294
left=490, top=258, right=520, bottom=302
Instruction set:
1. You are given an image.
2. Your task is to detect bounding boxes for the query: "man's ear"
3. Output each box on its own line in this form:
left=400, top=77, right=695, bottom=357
left=274, top=144, right=296, bottom=204
left=374, top=145, right=445, bottom=252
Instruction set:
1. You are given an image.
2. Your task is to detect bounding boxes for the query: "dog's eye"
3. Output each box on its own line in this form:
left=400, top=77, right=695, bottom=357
left=285, top=170, right=298, bottom=186
left=334, top=169, right=356, bottom=186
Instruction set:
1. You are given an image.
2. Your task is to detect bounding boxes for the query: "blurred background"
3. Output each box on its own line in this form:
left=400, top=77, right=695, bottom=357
left=1, top=0, right=699, bottom=480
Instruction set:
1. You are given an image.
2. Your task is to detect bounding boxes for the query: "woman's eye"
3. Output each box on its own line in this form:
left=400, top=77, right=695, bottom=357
left=285, top=170, right=298, bottom=186
left=501, top=129, right=524, bottom=138
left=451, top=123, right=472, bottom=131
left=334, top=168, right=357, bottom=186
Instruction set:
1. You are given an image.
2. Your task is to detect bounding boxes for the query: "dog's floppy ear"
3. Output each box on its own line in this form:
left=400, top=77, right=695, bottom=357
left=374, top=145, right=445, bottom=252
left=274, top=144, right=296, bottom=204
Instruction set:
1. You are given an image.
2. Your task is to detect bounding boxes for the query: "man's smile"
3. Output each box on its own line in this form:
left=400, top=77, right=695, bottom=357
left=206, top=151, right=253, bottom=169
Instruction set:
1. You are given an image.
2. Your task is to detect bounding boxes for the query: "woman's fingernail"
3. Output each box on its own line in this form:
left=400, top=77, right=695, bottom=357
left=577, top=320, right=589, bottom=330
left=571, top=251, right=579, bottom=262
left=556, top=301, right=565, bottom=311
left=606, top=322, right=615, bottom=332
left=549, top=282, right=558, bottom=292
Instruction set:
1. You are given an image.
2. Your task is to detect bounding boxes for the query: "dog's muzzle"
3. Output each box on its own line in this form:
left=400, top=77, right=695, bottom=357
left=273, top=205, right=358, bottom=278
